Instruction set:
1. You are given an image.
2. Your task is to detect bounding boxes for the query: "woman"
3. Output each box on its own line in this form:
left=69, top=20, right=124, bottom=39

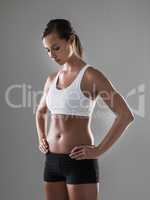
left=35, top=18, right=134, bottom=200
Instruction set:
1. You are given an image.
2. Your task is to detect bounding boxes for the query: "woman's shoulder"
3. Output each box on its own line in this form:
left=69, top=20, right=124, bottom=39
left=85, top=65, right=106, bottom=82
left=43, top=70, right=59, bottom=93
left=86, top=65, right=117, bottom=97
left=85, top=64, right=113, bottom=92
left=47, top=70, right=59, bottom=83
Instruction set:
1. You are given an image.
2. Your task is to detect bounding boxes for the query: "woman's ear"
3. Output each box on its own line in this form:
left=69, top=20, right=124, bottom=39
left=69, top=34, right=75, bottom=44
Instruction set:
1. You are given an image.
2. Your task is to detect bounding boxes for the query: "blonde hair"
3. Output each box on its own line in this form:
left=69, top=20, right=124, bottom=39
left=72, top=33, right=83, bottom=58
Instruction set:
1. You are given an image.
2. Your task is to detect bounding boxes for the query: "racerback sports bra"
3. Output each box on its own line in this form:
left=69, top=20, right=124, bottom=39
left=46, top=64, right=97, bottom=117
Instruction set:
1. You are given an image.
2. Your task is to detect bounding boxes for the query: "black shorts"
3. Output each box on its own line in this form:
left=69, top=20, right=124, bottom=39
left=43, top=151, right=100, bottom=184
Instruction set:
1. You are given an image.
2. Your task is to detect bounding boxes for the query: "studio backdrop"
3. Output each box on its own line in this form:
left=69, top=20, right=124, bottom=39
left=0, top=0, right=149, bottom=199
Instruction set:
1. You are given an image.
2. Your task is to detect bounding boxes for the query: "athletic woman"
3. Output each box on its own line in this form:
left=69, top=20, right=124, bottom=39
left=35, top=18, right=134, bottom=200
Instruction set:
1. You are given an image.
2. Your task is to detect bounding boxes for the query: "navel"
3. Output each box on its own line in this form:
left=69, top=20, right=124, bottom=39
left=56, top=134, right=61, bottom=139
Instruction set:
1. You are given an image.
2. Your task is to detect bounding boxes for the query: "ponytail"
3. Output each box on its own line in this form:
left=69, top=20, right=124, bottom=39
left=72, top=34, right=83, bottom=58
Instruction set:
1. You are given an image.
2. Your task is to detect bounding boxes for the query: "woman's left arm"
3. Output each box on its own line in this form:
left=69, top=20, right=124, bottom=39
left=69, top=67, right=134, bottom=160
left=91, top=67, right=134, bottom=156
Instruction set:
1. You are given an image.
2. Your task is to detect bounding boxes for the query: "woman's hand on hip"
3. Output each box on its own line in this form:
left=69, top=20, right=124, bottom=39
left=69, top=144, right=100, bottom=160
left=38, top=138, right=49, bottom=154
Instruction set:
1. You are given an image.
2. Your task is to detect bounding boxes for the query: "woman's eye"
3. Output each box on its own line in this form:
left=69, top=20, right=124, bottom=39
left=54, top=46, right=60, bottom=51
left=45, top=49, right=50, bottom=52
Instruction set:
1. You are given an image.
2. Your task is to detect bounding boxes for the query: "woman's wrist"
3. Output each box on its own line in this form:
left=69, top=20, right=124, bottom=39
left=95, top=145, right=103, bottom=157
left=38, top=135, right=47, bottom=142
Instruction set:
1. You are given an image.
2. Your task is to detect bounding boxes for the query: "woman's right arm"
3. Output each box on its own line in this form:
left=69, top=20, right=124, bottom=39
left=35, top=73, right=57, bottom=153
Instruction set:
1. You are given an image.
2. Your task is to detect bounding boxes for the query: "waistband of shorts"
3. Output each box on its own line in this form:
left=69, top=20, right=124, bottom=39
left=46, top=150, right=70, bottom=157
left=45, top=151, right=99, bottom=162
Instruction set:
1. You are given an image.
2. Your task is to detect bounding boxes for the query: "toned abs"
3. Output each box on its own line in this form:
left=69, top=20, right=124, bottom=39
left=46, top=115, right=94, bottom=153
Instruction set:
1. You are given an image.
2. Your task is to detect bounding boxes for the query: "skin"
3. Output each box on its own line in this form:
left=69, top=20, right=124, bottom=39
left=35, top=32, right=134, bottom=200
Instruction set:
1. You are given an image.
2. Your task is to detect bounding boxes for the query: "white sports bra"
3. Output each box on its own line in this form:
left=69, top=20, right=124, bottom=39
left=46, top=64, right=97, bottom=117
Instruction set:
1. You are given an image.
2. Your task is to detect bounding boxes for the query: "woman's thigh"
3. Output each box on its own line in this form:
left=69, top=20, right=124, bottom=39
left=44, top=181, right=69, bottom=200
left=66, top=183, right=100, bottom=200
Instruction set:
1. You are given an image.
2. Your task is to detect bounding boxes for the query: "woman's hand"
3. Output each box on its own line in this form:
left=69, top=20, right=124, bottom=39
left=38, top=138, right=49, bottom=154
left=69, top=144, right=100, bottom=160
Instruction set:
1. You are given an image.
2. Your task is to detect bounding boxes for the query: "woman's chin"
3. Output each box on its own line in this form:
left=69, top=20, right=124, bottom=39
left=57, top=60, right=64, bottom=65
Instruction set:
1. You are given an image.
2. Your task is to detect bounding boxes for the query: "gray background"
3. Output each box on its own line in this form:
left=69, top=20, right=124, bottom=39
left=0, top=0, right=149, bottom=199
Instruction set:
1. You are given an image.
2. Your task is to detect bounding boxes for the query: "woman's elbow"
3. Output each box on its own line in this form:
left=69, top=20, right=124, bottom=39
left=116, top=108, right=134, bottom=124
left=123, top=110, right=135, bottom=123
left=35, top=108, right=47, bottom=119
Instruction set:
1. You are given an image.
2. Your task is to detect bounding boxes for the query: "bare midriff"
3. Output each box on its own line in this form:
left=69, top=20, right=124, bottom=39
left=46, top=114, right=94, bottom=154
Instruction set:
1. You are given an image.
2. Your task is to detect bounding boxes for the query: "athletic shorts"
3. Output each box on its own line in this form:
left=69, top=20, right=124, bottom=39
left=43, top=151, right=100, bottom=184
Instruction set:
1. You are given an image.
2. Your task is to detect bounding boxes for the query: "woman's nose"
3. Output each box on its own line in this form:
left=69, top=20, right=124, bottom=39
left=48, top=51, right=56, bottom=59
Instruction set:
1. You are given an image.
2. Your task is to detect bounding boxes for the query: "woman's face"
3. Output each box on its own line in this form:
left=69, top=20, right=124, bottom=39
left=42, top=32, right=74, bottom=65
